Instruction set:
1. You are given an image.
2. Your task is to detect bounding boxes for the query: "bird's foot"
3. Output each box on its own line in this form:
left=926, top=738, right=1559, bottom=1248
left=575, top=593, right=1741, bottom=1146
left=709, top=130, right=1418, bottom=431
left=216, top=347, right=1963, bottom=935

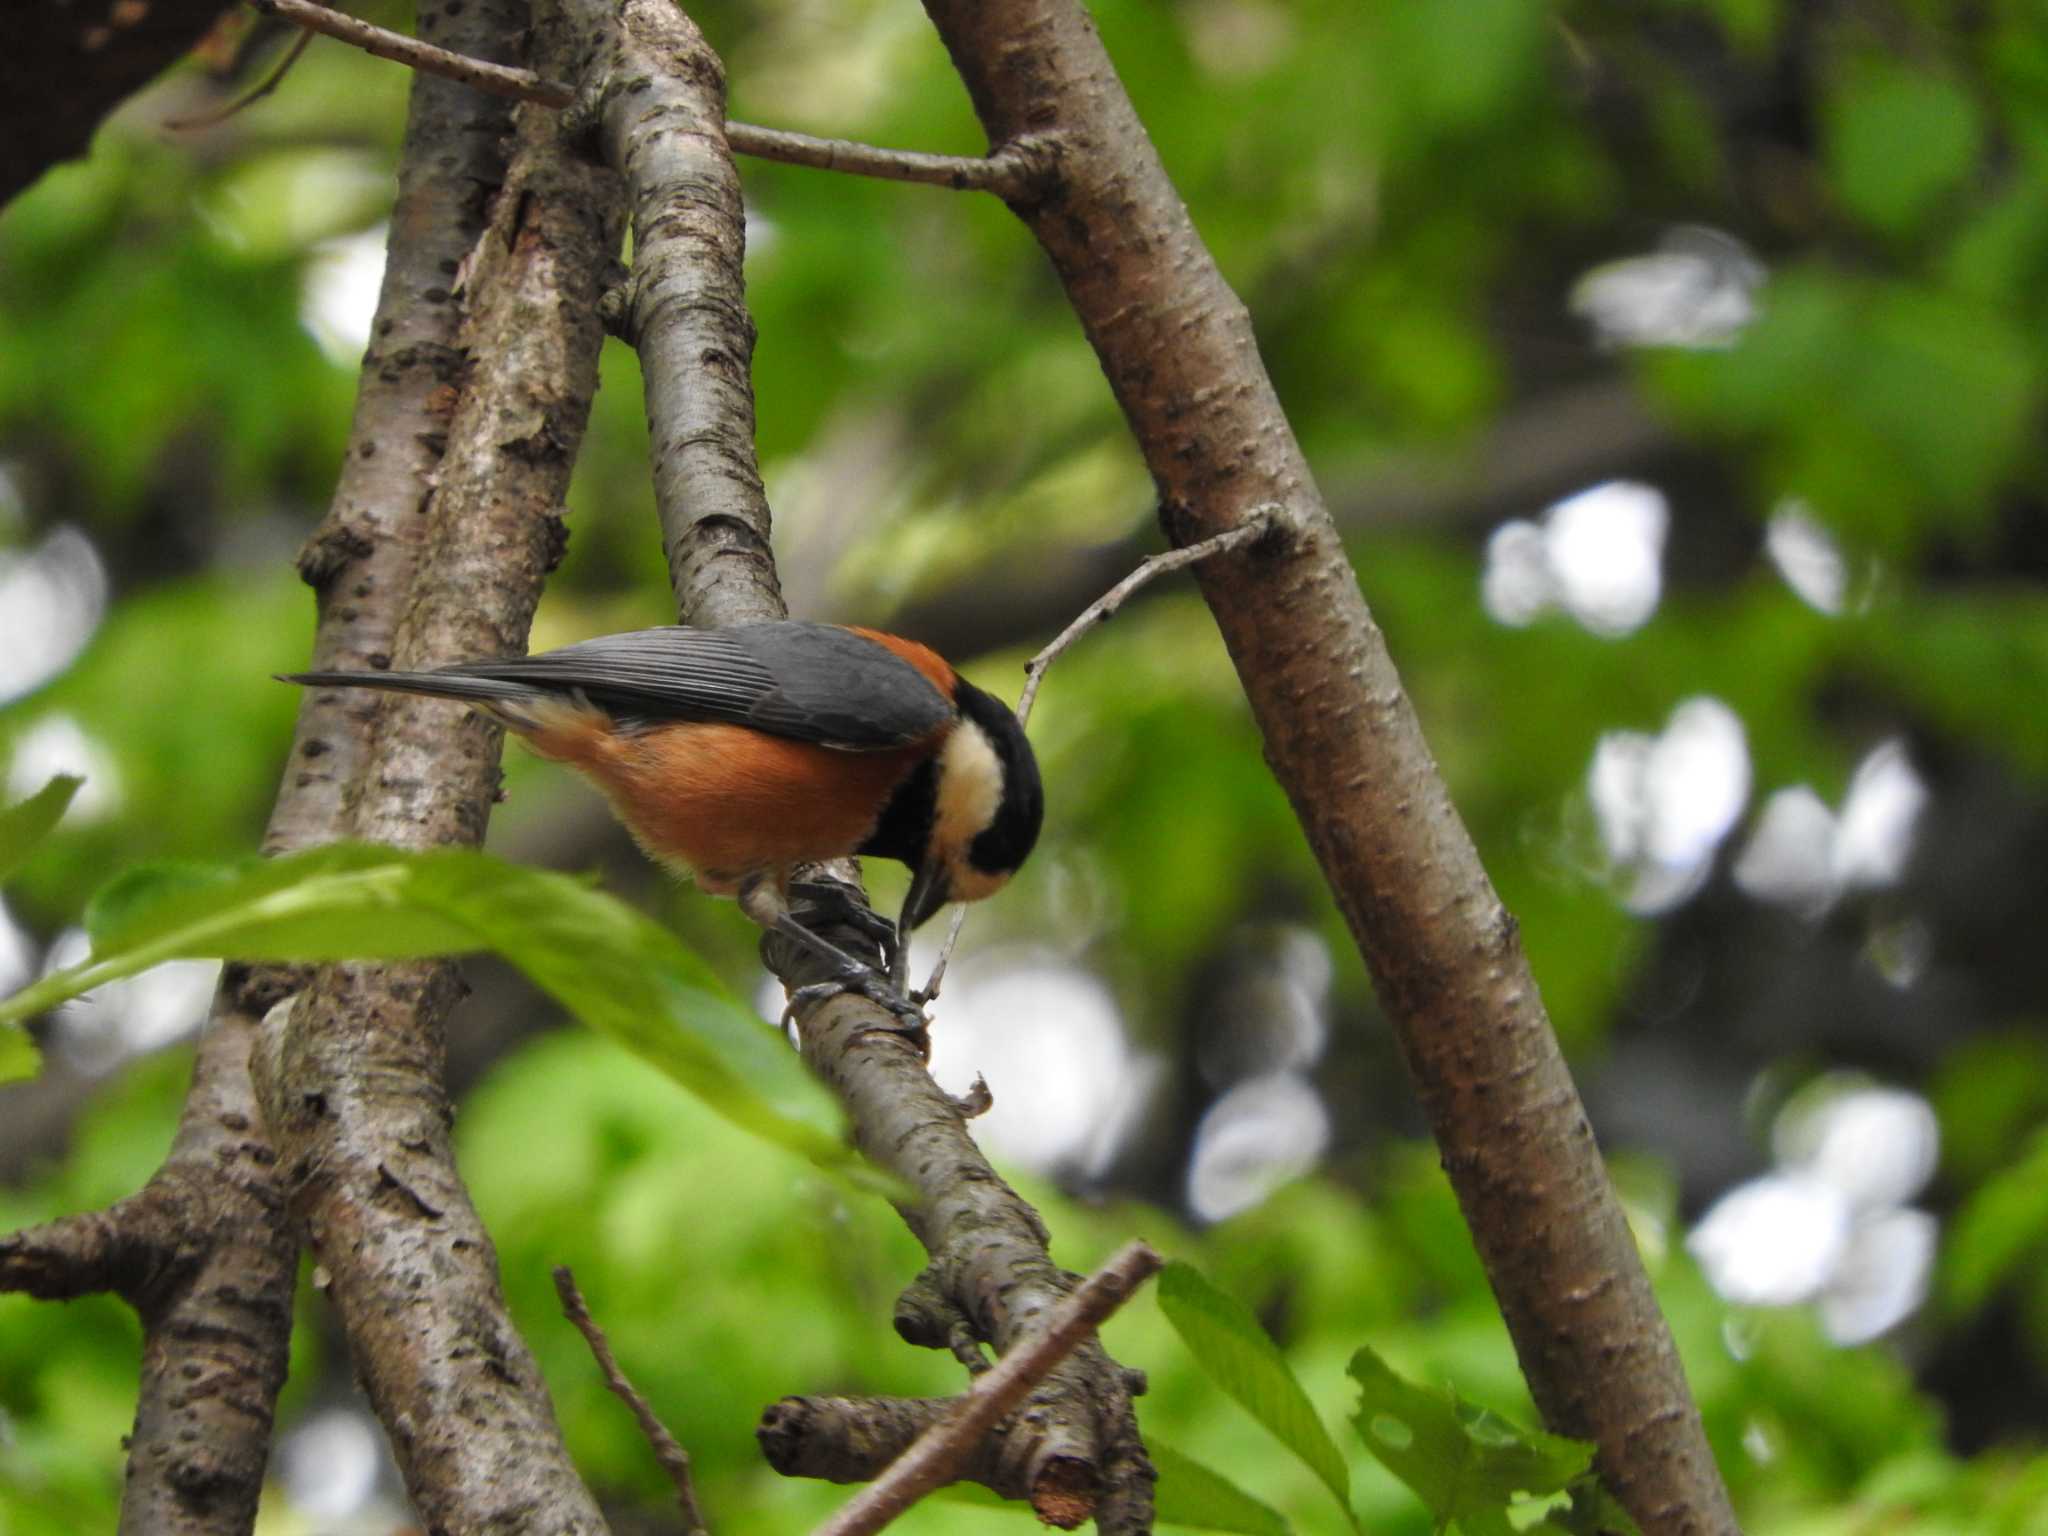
left=779, top=966, right=929, bottom=1047
left=787, top=878, right=901, bottom=958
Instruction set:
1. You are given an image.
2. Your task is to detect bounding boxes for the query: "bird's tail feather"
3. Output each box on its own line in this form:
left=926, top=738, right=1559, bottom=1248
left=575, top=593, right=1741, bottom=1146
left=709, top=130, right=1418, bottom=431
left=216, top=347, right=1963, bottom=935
left=278, top=669, right=541, bottom=709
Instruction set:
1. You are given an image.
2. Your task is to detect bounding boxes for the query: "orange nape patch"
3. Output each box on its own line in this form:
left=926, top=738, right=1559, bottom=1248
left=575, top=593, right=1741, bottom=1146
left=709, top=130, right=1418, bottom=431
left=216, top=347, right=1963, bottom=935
left=845, top=626, right=957, bottom=700
left=521, top=711, right=925, bottom=894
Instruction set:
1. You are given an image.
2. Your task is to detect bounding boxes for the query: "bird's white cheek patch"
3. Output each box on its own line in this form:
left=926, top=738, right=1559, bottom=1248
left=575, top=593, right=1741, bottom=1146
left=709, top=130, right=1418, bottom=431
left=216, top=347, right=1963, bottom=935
left=934, top=719, right=1005, bottom=858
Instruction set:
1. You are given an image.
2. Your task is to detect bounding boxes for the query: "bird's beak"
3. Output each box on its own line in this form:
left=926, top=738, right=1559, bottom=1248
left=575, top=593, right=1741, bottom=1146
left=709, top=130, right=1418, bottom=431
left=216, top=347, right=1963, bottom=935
left=899, top=860, right=952, bottom=937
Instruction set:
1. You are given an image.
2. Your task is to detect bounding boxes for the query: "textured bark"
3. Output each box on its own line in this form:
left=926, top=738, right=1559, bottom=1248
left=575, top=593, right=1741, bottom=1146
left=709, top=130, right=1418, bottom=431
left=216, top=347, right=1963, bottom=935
left=758, top=1394, right=1076, bottom=1509
left=918, top=5, right=1739, bottom=1535
left=0, top=972, right=295, bottom=1536
left=256, top=36, right=625, bottom=1531
left=0, top=8, right=550, bottom=1530
left=0, top=0, right=232, bottom=210
left=547, top=0, right=782, bottom=625
left=270, top=0, right=528, bottom=858
left=113, top=978, right=299, bottom=1536
left=793, top=996, right=1152, bottom=1529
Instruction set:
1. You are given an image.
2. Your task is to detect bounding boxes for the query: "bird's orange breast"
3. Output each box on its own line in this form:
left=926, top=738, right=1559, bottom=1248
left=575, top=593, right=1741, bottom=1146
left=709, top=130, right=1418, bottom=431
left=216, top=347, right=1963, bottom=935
left=521, top=706, right=930, bottom=893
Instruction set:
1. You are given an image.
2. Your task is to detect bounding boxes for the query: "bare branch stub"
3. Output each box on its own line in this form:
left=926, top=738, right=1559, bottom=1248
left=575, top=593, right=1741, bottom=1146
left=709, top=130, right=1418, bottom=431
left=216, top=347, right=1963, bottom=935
left=1015, top=507, right=1282, bottom=727
left=808, top=1240, right=1163, bottom=1536
left=163, top=27, right=316, bottom=131
left=920, top=3, right=1739, bottom=1532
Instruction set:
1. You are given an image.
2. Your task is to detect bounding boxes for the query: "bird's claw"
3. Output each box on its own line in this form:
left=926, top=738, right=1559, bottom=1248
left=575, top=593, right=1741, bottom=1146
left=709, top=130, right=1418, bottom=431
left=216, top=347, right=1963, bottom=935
left=779, top=968, right=930, bottom=1042
left=787, top=879, right=901, bottom=952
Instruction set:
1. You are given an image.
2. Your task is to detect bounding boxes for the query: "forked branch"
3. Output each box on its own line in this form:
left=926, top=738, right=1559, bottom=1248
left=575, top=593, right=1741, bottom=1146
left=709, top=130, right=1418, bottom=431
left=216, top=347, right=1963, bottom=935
left=244, top=0, right=1035, bottom=193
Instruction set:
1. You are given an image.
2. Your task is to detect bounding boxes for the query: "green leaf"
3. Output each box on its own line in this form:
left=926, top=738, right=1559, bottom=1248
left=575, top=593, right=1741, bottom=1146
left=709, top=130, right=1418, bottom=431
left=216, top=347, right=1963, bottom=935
left=1558, top=1474, right=1643, bottom=1536
left=1156, top=1261, right=1356, bottom=1530
left=1348, top=1345, right=1593, bottom=1536
left=1151, top=1439, right=1292, bottom=1535
left=1825, top=58, right=1983, bottom=236
left=0, top=1019, right=36, bottom=1083
left=0, top=775, right=87, bottom=1080
left=0, top=774, right=82, bottom=886
left=0, top=845, right=856, bottom=1175
left=79, top=846, right=476, bottom=960
left=1943, top=1126, right=2048, bottom=1317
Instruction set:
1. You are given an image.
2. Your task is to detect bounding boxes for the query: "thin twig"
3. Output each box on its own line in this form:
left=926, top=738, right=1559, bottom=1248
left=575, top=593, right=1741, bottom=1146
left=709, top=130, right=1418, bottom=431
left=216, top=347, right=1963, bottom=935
left=918, top=509, right=1277, bottom=998
left=723, top=123, right=1025, bottom=192
left=554, top=1266, right=709, bottom=1536
left=242, top=0, right=1025, bottom=191
left=164, top=26, right=314, bottom=130
left=1016, top=507, right=1279, bottom=729
left=250, top=0, right=564, bottom=103
left=809, top=1240, right=1163, bottom=1536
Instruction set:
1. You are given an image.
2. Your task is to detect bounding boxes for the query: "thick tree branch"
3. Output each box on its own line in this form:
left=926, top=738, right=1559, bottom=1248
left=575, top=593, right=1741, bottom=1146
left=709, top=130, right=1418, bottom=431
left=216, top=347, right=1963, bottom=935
left=919, top=5, right=1738, bottom=1535
left=250, top=6, right=625, bottom=1530
left=0, top=4, right=551, bottom=1528
left=113, top=982, right=299, bottom=1536
left=546, top=0, right=781, bottom=624
left=1, top=996, right=296, bottom=1536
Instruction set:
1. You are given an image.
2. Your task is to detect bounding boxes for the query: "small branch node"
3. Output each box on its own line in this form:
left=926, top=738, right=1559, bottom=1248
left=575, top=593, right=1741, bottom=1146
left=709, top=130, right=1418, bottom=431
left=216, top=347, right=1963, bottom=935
left=559, top=82, right=607, bottom=155
left=945, top=1074, right=994, bottom=1121
left=988, top=132, right=1066, bottom=201
left=554, top=1265, right=709, bottom=1534
left=597, top=280, right=636, bottom=340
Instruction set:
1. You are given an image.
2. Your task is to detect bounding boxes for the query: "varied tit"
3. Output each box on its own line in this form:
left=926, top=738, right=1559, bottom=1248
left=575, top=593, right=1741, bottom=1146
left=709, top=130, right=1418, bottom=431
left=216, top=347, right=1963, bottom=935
left=281, top=622, right=1042, bottom=1018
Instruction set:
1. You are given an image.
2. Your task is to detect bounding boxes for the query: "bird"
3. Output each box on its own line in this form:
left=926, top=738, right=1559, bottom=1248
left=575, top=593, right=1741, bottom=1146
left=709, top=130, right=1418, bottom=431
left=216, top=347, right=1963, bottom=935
left=280, top=622, right=1043, bottom=1021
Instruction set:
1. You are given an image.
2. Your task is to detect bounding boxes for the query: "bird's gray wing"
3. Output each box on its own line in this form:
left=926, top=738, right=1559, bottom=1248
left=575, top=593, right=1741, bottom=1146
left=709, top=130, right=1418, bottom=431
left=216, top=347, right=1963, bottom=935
left=438, top=622, right=953, bottom=749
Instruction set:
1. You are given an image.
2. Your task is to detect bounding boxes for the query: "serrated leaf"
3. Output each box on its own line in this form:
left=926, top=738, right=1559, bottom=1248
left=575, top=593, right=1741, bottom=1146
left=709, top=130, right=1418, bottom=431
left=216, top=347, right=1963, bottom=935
left=0, top=844, right=857, bottom=1175
left=0, top=774, right=82, bottom=885
left=1151, top=1439, right=1292, bottom=1535
left=1156, top=1262, right=1355, bottom=1529
left=1348, top=1345, right=1593, bottom=1534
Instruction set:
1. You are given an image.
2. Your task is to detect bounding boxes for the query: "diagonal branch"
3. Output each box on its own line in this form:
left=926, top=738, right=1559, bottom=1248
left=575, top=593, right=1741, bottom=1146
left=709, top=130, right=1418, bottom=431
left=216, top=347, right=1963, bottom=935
left=556, top=1267, right=710, bottom=1535
left=918, top=4, right=1739, bottom=1534
left=538, top=2, right=1155, bottom=1525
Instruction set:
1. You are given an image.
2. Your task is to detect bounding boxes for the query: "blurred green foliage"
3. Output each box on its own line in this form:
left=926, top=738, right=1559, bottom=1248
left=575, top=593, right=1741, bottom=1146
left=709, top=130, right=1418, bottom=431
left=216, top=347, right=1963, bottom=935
left=3, top=0, right=2048, bottom=1531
